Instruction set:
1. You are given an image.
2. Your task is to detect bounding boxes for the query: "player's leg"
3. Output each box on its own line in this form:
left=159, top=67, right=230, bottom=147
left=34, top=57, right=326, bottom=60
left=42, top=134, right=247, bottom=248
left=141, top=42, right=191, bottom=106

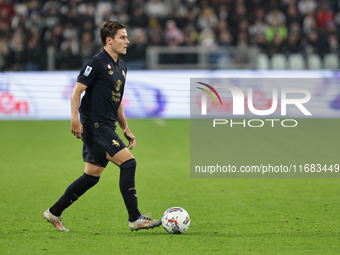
left=44, top=163, right=103, bottom=231
left=106, top=149, right=161, bottom=231
left=106, top=149, right=139, bottom=220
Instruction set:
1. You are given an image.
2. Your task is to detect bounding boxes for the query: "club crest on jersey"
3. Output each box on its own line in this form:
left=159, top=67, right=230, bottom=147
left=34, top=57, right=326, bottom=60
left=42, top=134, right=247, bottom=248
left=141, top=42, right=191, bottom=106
left=122, top=70, right=126, bottom=78
left=112, top=140, right=120, bottom=147
left=84, top=66, right=92, bottom=77
left=116, top=79, right=122, bottom=91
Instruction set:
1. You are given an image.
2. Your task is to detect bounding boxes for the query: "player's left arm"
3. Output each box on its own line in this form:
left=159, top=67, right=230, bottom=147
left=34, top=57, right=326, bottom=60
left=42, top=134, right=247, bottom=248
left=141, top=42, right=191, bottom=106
left=117, top=103, right=136, bottom=150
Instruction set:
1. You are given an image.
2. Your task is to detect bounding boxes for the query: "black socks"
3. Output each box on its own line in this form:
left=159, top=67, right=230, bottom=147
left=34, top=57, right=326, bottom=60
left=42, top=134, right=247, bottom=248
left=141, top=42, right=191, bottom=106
left=49, top=159, right=141, bottom=222
left=119, top=158, right=140, bottom=222
left=50, top=173, right=100, bottom=216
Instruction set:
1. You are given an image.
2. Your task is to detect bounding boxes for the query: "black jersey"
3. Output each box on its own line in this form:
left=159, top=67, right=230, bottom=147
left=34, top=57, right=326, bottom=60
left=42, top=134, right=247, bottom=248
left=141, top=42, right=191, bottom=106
left=77, top=49, right=127, bottom=132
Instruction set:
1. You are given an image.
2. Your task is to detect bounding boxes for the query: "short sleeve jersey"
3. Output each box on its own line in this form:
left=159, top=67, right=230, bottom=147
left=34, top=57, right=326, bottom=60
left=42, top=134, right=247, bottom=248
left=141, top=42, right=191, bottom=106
left=77, top=49, right=127, bottom=132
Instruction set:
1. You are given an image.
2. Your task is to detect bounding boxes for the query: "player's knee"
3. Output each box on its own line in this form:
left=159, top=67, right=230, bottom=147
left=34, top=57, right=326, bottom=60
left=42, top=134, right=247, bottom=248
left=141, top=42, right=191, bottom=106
left=84, top=162, right=105, bottom=177
left=120, top=158, right=137, bottom=170
left=83, top=173, right=100, bottom=184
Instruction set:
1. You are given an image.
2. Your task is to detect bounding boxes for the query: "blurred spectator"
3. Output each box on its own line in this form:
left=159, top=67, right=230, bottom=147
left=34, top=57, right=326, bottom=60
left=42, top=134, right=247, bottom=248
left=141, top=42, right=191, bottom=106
left=144, top=0, right=169, bottom=19
left=129, top=7, right=148, bottom=28
left=265, top=8, right=286, bottom=26
left=11, top=13, right=27, bottom=34
left=125, top=28, right=148, bottom=69
left=60, top=0, right=80, bottom=16
left=60, top=37, right=79, bottom=56
left=285, top=3, right=301, bottom=29
left=197, top=6, right=219, bottom=31
left=0, top=18, right=10, bottom=38
left=298, top=0, right=317, bottom=16
left=78, top=4, right=95, bottom=37
left=199, top=28, right=216, bottom=48
left=44, top=23, right=64, bottom=51
left=255, top=33, right=268, bottom=54
left=0, top=36, right=9, bottom=70
left=216, top=20, right=228, bottom=32
left=182, top=24, right=199, bottom=46
left=288, top=22, right=301, bottom=34
left=79, top=31, right=97, bottom=64
left=267, top=34, right=285, bottom=57
left=217, top=28, right=233, bottom=46
left=94, top=1, right=115, bottom=31
left=236, top=31, right=249, bottom=48
left=42, top=0, right=62, bottom=17
left=327, top=33, right=339, bottom=55
left=62, top=9, right=78, bottom=27
left=44, top=7, right=60, bottom=29
left=324, top=21, right=337, bottom=37
left=8, top=32, right=25, bottom=71
left=148, top=18, right=164, bottom=45
left=334, top=9, right=340, bottom=28
left=266, top=16, right=288, bottom=42
left=303, top=9, right=317, bottom=35
left=113, top=0, right=129, bottom=16
left=129, top=0, right=145, bottom=13
left=316, top=2, right=334, bottom=30
left=101, top=9, right=117, bottom=23
left=304, top=30, right=328, bottom=58
left=166, top=0, right=188, bottom=21
left=248, top=18, right=268, bottom=43
left=27, top=0, right=42, bottom=18
left=184, top=6, right=198, bottom=29
left=282, top=32, right=304, bottom=55
left=117, top=11, right=129, bottom=24
left=216, top=4, right=229, bottom=22
left=58, top=38, right=81, bottom=70
left=228, top=4, right=247, bottom=32
left=164, top=19, right=183, bottom=46
left=63, top=22, right=78, bottom=42
left=238, top=19, right=249, bottom=34
left=25, top=12, right=44, bottom=34
left=249, top=6, right=266, bottom=25
left=24, top=35, right=44, bottom=70
left=0, top=0, right=15, bottom=28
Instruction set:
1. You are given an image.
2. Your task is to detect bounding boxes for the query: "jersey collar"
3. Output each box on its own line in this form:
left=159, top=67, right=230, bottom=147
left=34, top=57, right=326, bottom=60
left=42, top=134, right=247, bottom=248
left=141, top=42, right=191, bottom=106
left=102, top=48, right=120, bottom=66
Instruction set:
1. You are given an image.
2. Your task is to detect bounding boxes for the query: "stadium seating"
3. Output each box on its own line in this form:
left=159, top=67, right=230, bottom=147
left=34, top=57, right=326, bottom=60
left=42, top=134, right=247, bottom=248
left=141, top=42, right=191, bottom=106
left=323, top=53, right=339, bottom=69
left=271, top=54, right=287, bottom=70
left=307, top=54, right=323, bottom=69
left=256, top=53, right=270, bottom=70
left=288, top=53, right=306, bottom=70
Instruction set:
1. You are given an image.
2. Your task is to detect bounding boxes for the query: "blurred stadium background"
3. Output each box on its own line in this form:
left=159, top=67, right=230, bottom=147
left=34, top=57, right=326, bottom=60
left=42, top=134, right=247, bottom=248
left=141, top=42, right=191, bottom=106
left=1, top=0, right=340, bottom=120
left=0, top=0, right=340, bottom=71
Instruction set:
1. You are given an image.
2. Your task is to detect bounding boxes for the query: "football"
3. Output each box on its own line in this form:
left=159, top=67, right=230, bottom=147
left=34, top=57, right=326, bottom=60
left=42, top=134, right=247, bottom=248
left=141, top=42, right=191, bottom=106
left=161, top=207, right=190, bottom=234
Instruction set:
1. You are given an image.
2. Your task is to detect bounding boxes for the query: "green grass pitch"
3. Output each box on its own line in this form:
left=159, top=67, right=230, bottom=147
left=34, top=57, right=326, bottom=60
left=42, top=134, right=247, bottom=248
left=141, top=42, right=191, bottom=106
left=0, top=119, right=339, bottom=254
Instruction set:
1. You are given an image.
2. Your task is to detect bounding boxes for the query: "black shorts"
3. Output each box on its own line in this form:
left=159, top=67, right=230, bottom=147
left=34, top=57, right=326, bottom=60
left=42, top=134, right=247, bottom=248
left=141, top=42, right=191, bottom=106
left=82, top=126, right=126, bottom=168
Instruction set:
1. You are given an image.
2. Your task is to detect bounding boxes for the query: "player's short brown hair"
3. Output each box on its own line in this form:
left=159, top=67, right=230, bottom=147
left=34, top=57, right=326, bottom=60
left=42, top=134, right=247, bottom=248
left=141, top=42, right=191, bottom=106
left=100, top=21, right=126, bottom=46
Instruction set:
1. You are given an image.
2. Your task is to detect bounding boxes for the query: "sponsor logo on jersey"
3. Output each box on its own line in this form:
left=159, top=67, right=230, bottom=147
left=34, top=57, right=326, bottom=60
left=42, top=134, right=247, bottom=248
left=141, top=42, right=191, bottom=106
left=122, top=70, right=126, bottom=78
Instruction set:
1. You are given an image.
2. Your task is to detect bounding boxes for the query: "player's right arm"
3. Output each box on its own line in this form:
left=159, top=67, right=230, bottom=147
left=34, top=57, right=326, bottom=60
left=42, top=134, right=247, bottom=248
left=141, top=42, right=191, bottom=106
left=71, top=82, right=87, bottom=139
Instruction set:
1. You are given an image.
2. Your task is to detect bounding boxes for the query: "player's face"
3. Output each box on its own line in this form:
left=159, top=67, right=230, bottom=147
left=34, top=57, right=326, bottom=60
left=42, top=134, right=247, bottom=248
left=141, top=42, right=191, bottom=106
left=110, top=29, right=129, bottom=55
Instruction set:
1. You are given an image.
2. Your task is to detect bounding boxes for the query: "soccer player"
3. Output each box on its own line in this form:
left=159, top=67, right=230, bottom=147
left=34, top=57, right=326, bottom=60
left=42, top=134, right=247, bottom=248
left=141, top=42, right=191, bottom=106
left=43, top=21, right=161, bottom=232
